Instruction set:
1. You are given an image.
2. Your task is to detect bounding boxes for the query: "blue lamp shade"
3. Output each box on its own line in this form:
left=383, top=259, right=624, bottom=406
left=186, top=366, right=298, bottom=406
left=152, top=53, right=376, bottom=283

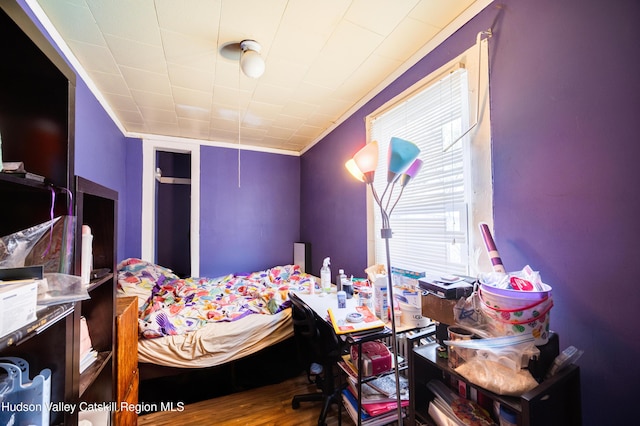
left=350, top=140, right=379, bottom=183
left=399, top=158, right=423, bottom=187
left=387, top=137, right=420, bottom=183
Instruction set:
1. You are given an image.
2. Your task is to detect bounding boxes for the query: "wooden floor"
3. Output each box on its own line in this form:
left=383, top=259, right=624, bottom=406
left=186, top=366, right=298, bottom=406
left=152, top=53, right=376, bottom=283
left=137, top=372, right=355, bottom=426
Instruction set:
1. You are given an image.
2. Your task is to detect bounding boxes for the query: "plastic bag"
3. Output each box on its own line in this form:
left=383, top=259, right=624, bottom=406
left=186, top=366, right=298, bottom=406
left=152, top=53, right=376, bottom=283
left=0, top=218, right=57, bottom=268
left=37, top=273, right=90, bottom=306
left=444, top=334, right=540, bottom=371
left=0, top=216, right=76, bottom=274
left=455, top=358, right=539, bottom=396
left=453, top=291, right=493, bottom=338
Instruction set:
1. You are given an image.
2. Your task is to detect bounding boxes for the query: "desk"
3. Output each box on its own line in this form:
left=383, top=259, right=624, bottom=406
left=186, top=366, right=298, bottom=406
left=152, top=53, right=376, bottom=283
left=291, top=289, right=419, bottom=337
left=291, top=289, right=388, bottom=336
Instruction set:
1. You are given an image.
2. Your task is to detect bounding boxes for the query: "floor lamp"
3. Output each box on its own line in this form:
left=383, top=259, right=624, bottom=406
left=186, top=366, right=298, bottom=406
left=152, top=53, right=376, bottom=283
left=345, top=137, right=422, bottom=425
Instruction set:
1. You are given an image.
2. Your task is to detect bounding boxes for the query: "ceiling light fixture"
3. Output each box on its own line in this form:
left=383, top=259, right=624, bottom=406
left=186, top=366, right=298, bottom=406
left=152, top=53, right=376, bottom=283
left=239, top=39, right=265, bottom=79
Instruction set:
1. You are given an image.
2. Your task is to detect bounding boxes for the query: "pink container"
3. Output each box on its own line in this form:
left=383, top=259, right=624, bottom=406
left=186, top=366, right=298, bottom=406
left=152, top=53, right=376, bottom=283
left=478, top=287, right=553, bottom=345
left=480, top=281, right=552, bottom=300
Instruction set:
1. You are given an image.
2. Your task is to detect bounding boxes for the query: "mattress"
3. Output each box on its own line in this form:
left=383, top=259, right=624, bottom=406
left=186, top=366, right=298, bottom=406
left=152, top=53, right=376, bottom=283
left=136, top=307, right=293, bottom=368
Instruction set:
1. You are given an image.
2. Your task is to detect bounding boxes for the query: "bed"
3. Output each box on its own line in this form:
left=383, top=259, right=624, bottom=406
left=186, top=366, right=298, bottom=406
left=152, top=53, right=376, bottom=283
left=116, top=258, right=315, bottom=369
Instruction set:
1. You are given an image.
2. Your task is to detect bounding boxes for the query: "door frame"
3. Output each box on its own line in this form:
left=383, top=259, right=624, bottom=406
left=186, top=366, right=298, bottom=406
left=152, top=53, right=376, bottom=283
left=142, top=137, right=200, bottom=277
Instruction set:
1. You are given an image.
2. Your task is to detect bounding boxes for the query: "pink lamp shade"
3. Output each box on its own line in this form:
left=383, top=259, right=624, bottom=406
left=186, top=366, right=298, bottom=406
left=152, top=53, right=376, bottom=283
left=387, top=137, right=420, bottom=183
left=399, top=158, right=423, bottom=187
left=351, top=140, right=379, bottom=183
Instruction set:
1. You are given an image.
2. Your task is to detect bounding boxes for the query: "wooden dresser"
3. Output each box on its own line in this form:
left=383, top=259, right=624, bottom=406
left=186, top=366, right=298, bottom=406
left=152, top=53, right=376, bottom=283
left=116, top=296, right=139, bottom=426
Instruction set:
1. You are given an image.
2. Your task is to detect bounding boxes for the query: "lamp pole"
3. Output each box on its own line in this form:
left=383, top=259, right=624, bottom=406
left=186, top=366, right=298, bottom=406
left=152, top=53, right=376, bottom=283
left=378, top=203, right=403, bottom=425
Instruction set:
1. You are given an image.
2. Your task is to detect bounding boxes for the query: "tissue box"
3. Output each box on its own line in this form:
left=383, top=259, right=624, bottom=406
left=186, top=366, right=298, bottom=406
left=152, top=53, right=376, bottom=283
left=391, top=267, right=425, bottom=289
left=0, top=280, right=38, bottom=338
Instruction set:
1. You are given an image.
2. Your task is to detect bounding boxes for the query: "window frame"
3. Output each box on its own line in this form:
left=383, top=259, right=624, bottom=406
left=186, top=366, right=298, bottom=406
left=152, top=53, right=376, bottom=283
left=364, top=38, right=493, bottom=276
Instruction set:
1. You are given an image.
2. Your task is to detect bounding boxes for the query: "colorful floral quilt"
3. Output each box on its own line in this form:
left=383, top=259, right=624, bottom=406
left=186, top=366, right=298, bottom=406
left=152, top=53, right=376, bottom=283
left=117, top=258, right=314, bottom=339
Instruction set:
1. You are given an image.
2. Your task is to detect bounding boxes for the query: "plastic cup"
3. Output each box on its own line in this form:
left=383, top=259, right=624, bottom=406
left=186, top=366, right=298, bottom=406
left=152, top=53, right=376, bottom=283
left=447, top=326, right=474, bottom=368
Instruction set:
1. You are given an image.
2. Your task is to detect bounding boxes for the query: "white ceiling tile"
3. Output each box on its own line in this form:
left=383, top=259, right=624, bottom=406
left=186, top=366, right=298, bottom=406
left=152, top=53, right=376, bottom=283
left=334, top=54, right=402, bottom=103
left=86, top=0, right=162, bottom=46
left=116, top=108, right=144, bottom=123
left=306, top=111, right=336, bottom=128
left=375, top=17, right=441, bottom=61
left=218, top=0, right=287, bottom=46
left=295, top=124, right=324, bottom=138
left=267, top=126, right=297, bottom=139
left=67, top=40, right=120, bottom=74
left=305, top=21, right=384, bottom=88
left=409, top=0, right=476, bottom=27
left=177, top=118, right=211, bottom=138
left=91, top=71, right=130, bottom=96
left=144, top=121, right=181, bottom=136
left=345, top=0, right=419, bottom=36
left=161, top=30, right=217, bottom=70
left=129, top=90, right=174, bottom=110
left=119, top=66, right=172, bottom=96
left=139, top=106, right=178, bottom=124
left=252, top=83, right=295, bottom=105
left=155, top=0, right=222, bottom=36
left=103, top=35, right=167, bottom=74
left=280, top=101, right=316, bottom=120
left=106, top=94, right=139, bottom=113
left=39, top=0, right=105, bottom=45
left=167, top=63, right=215, bottom=93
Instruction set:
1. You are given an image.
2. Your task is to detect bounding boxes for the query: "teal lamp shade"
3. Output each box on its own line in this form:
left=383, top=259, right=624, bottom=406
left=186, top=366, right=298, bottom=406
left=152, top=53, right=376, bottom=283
left=399, top=158, right=423, bottom=187
left=387, top=137, right=420, bottom=183
left=352, top=140, right=379, bottom=183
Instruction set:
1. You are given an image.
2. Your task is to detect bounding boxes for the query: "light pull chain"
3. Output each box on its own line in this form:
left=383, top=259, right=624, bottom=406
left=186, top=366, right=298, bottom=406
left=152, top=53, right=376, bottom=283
left=237, top=60, right=242, bottom=188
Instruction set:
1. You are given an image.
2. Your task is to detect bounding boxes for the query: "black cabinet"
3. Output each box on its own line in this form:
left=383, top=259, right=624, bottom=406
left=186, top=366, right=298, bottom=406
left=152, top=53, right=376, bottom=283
left=408, top=338, right=582, bottom=426
left=1, top=2, right=117, bottom=424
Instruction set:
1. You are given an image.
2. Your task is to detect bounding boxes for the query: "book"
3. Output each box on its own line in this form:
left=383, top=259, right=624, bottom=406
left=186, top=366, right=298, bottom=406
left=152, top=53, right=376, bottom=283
left=342, top=388, right=405, bottom=426
left=327, top=304, right=385, bottom=335
left=346, top=376, right=403, bottom=404
left=0, top=303, right=74, bottom=350
left=367, top=374, right=409, bottom=400
left=79, top=316, right=97, bottom=374
left=79, top=349, right=98, bottom=374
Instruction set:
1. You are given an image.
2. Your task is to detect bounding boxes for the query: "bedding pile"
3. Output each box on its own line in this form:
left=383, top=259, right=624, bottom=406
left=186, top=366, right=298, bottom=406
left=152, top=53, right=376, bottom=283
left=117, top=258, right=313, bottom=339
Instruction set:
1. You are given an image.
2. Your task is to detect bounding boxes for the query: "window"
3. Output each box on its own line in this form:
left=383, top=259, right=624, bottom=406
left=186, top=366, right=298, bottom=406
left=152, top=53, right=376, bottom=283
left=366, top=38, right=492, bottom=277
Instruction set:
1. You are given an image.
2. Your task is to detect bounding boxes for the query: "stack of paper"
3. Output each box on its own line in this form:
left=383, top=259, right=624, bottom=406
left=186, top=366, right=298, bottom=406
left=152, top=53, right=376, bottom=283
left=79, top=317, right=97, bottom=373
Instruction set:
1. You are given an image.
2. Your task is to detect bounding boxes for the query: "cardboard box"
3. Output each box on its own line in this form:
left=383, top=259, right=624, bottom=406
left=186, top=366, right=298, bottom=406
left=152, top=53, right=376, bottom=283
left=421, top=292, right=458, bottom=325
left=0, top=280, right=38, bottom=338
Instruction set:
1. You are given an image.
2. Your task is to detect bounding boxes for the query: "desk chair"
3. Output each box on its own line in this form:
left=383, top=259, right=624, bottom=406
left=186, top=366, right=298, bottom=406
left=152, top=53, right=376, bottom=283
left=290, top=294, right=343, bottom=426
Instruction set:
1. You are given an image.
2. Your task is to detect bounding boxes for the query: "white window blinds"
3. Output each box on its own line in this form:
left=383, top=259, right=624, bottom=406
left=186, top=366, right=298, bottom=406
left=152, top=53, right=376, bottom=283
left=369, top=67, right=471, bottom=276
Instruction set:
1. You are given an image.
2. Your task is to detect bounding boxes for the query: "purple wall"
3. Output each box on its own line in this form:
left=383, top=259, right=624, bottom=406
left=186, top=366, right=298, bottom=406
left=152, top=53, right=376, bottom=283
left=124, top=139, right=142, bottom=260
left=15, top=0, right=133, bottom=262
left=74, top=78, right=132, bottom=260
left=301, top=0, right=640, bottom=423
left=199, top=146, right=301, bottom=277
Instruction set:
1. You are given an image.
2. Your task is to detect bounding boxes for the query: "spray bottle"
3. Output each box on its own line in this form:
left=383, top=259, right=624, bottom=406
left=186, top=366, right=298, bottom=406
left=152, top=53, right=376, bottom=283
left=321, top=257, right=331, bottom=294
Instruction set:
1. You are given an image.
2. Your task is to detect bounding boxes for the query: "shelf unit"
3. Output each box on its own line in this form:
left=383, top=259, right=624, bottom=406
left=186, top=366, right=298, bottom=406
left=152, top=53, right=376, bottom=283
left=338, top=326, right=429, bottom=426
left=408, top=337, right=582, bottom=426
left=74, top=176, right=118, bottom=424
left=1, top=2, right=118, bottom=424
